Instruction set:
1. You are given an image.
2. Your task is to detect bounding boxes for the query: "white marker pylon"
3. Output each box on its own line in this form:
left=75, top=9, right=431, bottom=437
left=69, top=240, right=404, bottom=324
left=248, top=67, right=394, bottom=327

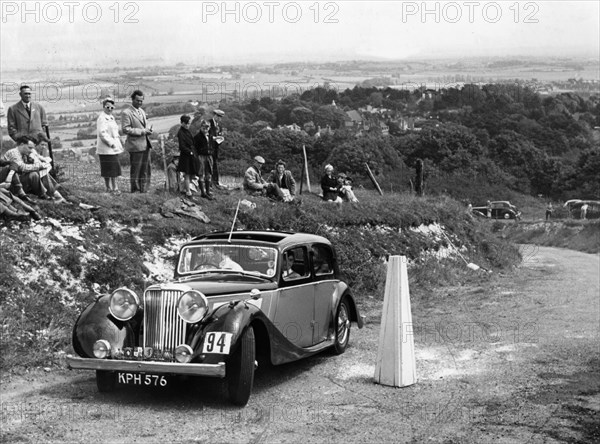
left=374, top=255, right=416, bottom=387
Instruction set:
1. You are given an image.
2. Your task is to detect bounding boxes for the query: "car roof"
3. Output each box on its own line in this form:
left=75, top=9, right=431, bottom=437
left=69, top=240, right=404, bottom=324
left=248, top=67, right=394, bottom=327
left=190, top=230, right=332, bottom=250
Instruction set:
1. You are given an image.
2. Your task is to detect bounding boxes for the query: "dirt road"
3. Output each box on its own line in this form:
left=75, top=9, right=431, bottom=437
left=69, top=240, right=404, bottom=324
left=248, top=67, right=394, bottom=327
left=1, top=246, right=598, bottom=443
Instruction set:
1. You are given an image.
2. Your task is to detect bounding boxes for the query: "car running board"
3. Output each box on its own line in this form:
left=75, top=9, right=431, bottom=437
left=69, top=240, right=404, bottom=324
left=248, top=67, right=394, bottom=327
left=303, top=338, right=335, bottom=353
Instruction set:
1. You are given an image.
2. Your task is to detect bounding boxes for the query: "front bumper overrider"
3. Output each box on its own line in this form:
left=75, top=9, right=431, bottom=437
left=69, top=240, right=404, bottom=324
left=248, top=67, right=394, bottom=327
left=66, top=355, right=226, bottom=378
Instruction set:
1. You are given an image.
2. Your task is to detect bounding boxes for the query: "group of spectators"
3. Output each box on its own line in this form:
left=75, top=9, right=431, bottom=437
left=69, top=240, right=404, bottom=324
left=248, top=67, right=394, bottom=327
left=320, top=164, right=359, bottom=204
left=173, top=110, right=224, bottom=200
left=2, top=84, right=361, bottom=223
left=243, top=156, right=297, bottom=202
left=1, top=85, right=70, bottom=221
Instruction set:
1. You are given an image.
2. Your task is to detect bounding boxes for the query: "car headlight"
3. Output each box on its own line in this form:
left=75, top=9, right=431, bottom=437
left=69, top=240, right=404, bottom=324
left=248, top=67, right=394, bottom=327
left=109, top=288, right=139, bottom=321
left=177, top=290, right=209, bottom=324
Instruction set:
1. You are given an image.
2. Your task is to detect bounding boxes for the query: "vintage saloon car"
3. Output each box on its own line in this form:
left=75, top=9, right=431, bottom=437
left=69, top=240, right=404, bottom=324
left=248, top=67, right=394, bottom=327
left=66, top=230, right=363, bottom=406
left=472, top=201, right=521, bottom=220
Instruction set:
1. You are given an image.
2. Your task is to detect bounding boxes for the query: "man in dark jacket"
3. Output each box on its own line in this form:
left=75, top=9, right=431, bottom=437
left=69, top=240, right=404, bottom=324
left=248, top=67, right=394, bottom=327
left=193, top=120, right=215, bottom=200
left=268, top=159, right=296, bottom=202
left=209, top=109, right=225, bottom=189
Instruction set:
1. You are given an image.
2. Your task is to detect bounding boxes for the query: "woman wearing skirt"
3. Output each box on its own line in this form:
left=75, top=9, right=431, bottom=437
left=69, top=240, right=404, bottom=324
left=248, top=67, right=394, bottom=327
left=96, top=97, right=124, bottom=194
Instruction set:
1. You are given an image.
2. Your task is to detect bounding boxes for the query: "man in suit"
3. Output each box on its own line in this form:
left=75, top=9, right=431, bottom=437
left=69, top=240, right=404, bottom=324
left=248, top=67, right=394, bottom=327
left=209, top=109, right=224, bottom=189
left=121, top=90, right=153, bottom=193
left=7, top=85, right=48, bottom=142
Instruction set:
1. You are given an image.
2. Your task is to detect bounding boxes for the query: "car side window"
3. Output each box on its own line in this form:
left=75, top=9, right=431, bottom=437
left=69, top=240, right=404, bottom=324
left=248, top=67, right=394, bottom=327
left=311, top=244, right=334, bottom=276
left=282, top=247, right=309, bottom=281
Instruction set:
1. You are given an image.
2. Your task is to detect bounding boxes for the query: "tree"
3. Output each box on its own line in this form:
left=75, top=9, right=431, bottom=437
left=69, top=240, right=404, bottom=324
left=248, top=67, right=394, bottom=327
left=290, top=106, right=313, bottom=125
left=314, top=105, right=346, bottom=129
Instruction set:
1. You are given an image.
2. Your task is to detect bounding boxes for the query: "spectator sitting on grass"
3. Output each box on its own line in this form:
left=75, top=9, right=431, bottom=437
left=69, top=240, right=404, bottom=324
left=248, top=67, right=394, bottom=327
left=267, top=159, right=296, bottom=202
left=243, top=156, right=283, bottom=200
left=0, top=163, right=37, bottom=205
left=1, top=136, right=67, bottom=203
left=0, top=185, right=42, bottom=222
left=321, top=164, right=342, bottom=203
left=337, top=173, right=358, bottom=203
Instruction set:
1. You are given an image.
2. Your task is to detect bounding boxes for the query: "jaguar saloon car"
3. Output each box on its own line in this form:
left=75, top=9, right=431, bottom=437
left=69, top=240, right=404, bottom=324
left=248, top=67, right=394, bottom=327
left=472, top=201, right=521, bottom=220
left=66, top=230, right=363, bottom=406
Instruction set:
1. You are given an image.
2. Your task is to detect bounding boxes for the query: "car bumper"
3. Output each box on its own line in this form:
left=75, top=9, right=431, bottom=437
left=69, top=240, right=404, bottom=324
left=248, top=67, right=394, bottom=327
left=66, top=355, right=226, bottom=378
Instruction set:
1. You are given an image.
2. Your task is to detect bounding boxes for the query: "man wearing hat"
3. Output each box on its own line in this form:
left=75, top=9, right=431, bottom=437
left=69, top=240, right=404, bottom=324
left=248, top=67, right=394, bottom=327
left=243, top=156, right=283, bottom=199
left=209, top=109, right=225, bottom=189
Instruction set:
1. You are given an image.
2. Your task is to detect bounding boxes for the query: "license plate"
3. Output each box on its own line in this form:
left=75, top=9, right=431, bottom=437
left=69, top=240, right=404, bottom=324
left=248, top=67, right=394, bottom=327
left=117, top=373, right=168, bottom=387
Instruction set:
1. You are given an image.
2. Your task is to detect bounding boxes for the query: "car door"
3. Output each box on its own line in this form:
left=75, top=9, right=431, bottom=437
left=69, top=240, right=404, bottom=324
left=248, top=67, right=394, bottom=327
left=310, top=244, right=335, bottom=344
left=272, top=246, right=314, bottom=348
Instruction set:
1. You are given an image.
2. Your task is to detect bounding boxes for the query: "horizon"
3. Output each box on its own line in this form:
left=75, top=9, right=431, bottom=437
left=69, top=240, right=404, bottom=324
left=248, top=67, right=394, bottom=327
left=1, top=1, right=598, bottom=73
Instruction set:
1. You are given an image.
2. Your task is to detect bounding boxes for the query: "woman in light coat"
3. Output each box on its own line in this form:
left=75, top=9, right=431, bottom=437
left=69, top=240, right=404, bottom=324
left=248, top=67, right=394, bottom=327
left=96, top=97, right=124, bottom=194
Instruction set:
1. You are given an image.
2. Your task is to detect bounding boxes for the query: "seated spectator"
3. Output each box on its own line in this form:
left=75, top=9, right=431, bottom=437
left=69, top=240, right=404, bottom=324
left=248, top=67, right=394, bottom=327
left=0, top=187, right=41, bottom=221
left=337, top=173, right=359, bottom=203
left=321, top=164, right=341, bottom=203
left=243, top=156, right=282, bottom=200
left=35, top=133, right=51, bottom=157
left=268, top=160, right=296, bottom=202
left=1, top=136, right=67, bottom=203
left=0, top=164, right=36, bottom=205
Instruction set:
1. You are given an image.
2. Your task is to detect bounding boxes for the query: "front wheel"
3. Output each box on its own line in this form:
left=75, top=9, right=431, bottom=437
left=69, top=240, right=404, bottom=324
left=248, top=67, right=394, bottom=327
left=226, top=326, right=256, bottom=406
left=333, top=299, right=351, bottom=355
left=96, top=370, right=116, bottom=392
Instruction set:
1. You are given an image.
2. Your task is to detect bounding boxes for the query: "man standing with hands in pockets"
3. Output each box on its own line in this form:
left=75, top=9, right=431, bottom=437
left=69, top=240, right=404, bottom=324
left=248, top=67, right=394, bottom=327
left=121, top=90, right=153, bottom=193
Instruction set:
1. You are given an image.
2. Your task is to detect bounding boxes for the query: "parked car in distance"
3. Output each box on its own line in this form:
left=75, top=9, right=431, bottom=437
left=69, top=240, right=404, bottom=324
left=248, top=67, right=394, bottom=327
left=564, top=199, right=600, bottom=219
left=66, top=230, right=363, bottom=406
left=472, top=201, right=521, bottom=220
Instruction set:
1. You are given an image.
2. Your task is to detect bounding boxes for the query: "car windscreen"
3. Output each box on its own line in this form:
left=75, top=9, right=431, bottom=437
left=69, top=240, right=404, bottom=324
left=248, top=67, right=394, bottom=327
left=177, top=244, right=278, bottom=278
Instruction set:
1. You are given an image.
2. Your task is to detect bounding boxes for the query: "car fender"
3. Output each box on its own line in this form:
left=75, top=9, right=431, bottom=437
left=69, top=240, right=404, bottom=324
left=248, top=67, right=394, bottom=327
left=190, top=300, right=267, bottom=365
left=192, top=299, right=343, bottom=367
left=72, top=295, right=138, bottom=358
left=337, top=290, right=363, bottom=329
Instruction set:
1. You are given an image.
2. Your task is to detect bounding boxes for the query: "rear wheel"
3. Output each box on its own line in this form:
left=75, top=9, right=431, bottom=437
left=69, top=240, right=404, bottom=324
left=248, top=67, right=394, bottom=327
left=226, top=326, right=256, bottom=406
left=96, top=370, right=116, bottom=392
left=333, top=299, right=351, bottom=355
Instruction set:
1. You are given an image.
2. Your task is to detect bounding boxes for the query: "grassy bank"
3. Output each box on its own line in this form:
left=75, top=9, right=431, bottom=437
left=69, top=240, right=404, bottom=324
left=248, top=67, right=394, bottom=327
left=0, top=166, right=521, bottom=374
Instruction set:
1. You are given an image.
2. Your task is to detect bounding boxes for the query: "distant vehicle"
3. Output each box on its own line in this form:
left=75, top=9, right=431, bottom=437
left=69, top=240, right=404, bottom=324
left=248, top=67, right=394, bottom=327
left=563, top=200, right=600, bottom=219
left=472, top=201, right=521, bottom=220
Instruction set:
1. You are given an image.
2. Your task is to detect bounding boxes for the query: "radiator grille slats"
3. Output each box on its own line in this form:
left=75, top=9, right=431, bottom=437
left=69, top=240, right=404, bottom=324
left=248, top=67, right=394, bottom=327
left=143, top=289, right=186, bottom=361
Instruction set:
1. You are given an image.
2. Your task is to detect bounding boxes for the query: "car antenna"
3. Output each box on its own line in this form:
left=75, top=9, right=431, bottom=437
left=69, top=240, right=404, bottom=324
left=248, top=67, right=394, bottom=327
left=228, top=199, right=242, bottom=243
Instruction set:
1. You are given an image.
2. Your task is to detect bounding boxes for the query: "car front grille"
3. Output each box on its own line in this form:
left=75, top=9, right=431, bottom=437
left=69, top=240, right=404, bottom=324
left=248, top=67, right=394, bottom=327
left=143, top=289, right=187, bottom=361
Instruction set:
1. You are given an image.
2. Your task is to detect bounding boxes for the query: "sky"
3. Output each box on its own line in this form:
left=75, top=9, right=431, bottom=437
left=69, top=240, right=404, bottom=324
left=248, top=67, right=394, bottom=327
left=0, top=0, right=599, bottom=70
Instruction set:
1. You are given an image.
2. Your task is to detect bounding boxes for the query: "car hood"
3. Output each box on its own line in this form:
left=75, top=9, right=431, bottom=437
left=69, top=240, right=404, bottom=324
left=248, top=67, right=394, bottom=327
left=168, top=276, right=278, bottom=296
